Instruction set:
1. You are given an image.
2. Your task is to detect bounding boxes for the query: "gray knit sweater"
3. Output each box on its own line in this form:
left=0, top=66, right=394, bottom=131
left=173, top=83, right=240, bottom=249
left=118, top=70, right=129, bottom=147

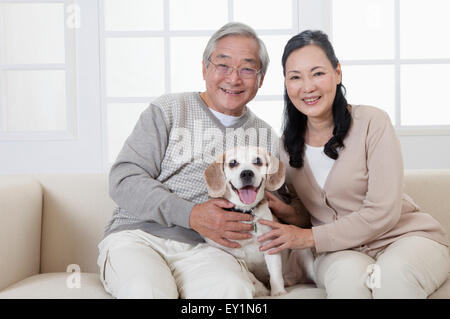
left=104, top=92, right=279, bottom=245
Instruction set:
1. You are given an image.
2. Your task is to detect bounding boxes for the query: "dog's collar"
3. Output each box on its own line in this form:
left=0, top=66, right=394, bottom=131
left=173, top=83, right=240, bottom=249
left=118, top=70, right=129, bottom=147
left=223, top=207, right=254, bottom=215
left=224, top=207, right=255, bottom=232
left=223, top=199, right=267, bottom=216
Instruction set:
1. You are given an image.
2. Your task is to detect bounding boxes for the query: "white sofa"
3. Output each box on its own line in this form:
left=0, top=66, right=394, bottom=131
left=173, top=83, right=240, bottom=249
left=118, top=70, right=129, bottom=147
left=0, top=171, right=449, bottom=299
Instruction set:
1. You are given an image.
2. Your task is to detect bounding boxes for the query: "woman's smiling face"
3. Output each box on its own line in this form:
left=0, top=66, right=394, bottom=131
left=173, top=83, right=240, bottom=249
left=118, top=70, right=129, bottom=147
left=284, top=44, right=342, bottom=121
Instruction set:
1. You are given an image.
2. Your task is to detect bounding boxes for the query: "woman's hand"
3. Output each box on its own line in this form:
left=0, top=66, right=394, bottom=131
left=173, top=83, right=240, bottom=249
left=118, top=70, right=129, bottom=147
left=265, top=191, right=300, bottom=225
left=257, top=219, right=315, bottom=254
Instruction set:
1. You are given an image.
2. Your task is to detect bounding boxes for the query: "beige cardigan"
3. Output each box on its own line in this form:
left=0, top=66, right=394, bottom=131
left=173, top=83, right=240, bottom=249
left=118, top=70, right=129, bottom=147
left=281, top=105, right=449, bottom=258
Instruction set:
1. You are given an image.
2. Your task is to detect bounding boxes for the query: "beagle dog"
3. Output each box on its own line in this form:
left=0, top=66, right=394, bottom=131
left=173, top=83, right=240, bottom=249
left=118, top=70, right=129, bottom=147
left=203, top=146, right=288, bottom=296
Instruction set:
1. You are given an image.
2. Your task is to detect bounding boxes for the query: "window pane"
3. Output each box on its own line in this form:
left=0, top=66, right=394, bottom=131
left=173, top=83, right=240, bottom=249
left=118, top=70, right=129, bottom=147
left=258, top=35, right=291, bottom=96
left=3, top=70, right=66, bottom=131
left=170, top=37, right=209, bottom=92
left=400, top=0, right=450, bottom=59
left=0, top=3, right=65, bottom=64
left=332, top=0, right=395, bottom=60
left=170, top=0, right=228, bottom=30
left=401, top=64, right=450, bottom=126
left=107, top=103, right=148, bottom=162
left=247, top=100, right=284, bottom=135
left=234, top=0, right=293, bottom=30
left=342, top=65, right=395, bottom=123
left=104, top=0, right=163, bottom=31
left=105, top=38, right=165, bottom=97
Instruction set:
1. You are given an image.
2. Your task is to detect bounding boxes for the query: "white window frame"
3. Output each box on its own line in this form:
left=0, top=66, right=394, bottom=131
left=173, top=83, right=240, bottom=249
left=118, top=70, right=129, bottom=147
left=1, top=0, right=448, bottom=174
left=98, top=0, right=306, bottom=167
left=0, top=0, right=78, bottom=141
left=327, top=0, right=450, bottom=136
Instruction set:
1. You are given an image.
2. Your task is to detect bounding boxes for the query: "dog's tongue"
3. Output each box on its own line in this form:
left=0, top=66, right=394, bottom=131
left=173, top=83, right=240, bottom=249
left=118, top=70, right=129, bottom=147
left=238, top=186, right=258, bottom=204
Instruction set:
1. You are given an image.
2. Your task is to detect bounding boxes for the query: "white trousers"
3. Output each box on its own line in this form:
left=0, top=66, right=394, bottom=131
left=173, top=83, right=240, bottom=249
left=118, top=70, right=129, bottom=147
left=97, top=229, right=255, bottom=299
left=313, top=236, right=450, bottom=299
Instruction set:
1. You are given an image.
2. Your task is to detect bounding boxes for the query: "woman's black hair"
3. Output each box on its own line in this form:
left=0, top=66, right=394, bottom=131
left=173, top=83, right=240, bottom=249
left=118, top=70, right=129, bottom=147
left=281, top=30, right=352, bottom=168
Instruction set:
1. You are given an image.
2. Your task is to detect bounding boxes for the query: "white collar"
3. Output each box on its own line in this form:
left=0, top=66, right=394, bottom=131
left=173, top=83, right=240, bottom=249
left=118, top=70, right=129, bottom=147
left=208, top=107, right=246, bottom=127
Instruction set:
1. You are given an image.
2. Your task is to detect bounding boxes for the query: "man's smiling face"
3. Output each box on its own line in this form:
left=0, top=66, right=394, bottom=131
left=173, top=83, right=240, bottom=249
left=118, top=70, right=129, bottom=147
left=201, top=35, right=264, bottom=116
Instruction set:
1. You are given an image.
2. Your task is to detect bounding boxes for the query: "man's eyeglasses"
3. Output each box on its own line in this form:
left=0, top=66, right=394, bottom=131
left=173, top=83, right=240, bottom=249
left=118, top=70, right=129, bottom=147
left=207, top=58, right=261, bottom=79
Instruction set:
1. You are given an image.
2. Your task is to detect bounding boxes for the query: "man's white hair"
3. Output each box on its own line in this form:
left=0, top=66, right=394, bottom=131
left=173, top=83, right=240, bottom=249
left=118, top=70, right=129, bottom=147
left=202, top=22, right=269, bottom=79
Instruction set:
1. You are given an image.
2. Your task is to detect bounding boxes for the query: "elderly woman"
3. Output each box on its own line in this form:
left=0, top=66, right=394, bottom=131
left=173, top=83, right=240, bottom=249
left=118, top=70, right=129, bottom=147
left=258, top=30, right=449, bottom=298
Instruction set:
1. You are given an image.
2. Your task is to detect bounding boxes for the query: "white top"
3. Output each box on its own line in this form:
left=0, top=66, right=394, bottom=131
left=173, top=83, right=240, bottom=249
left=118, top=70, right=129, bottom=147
left=209, top=107, right=245, bottom=127
left=305, top=144, right=335, bottom=189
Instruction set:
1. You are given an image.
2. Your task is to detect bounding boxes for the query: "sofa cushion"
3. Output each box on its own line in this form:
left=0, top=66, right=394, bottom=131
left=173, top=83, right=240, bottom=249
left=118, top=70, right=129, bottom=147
left=36, top=174, right=116, bottom=273
left=0, top=273, right=112, bottom=299
left=264, top=275, right=450, bottom=299
left=404, top=170, right=450, bottom=238
left=0, top=273, right=324, bottom=299
left=0, top=272, right=447, bottom=299
left=264, top=277, right=450, bottom=299
left=0, top=176, right=42, bottom=291
left=258, top=284, right=326, bottom=299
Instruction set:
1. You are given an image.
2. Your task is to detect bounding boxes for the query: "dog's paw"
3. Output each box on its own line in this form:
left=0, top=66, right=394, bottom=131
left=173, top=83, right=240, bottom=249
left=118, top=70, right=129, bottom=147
left=270, top=288, right=287, bottom=297
left=253, top=280, right=270, bottom=297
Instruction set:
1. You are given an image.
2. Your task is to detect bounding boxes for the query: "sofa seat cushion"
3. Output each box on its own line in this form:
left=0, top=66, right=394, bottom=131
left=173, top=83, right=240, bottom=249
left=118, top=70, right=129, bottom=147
left=0, top=273, right=325, bottom=299
left=0, top=273, right=447, bottom=299
left=271, top=277, right=450, bottom=299
left=259, top=284, right=326, bottom=299
left=0, top=273, right=112, bottom=299
left=276, top=277, right=450, bottom=299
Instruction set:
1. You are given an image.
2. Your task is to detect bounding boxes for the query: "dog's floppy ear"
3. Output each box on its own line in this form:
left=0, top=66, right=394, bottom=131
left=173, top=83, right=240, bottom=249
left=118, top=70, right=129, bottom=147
left=204, top=153, right=226, bottom=197
left=265, top=153, right=286, bottom=191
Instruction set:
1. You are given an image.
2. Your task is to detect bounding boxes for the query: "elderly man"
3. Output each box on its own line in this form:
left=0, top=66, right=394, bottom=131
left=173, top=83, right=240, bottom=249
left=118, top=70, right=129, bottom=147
left=97, top=22, right=279, bottom=299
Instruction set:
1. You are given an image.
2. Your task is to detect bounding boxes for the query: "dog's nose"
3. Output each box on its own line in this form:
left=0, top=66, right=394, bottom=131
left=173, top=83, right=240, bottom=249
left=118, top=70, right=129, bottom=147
left=240, top=170, right=254, bottom=183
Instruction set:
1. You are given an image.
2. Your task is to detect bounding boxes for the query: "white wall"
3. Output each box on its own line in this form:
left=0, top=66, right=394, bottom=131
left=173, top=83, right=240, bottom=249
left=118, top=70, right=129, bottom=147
left=400, top=136, right=450, bottom=169
left=0, top=0, right=448, bottom=174
left=301, top=0, right=450, bottom=170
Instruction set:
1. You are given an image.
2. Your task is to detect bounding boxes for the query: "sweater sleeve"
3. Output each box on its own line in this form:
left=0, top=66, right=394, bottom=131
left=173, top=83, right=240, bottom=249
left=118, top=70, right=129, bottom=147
left=312, top=110, right=403, bottom=253
left=108, top=104, right=195, bottom=229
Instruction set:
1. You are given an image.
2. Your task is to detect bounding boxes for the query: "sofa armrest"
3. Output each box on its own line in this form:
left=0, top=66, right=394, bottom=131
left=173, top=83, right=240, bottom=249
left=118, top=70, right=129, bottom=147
left=0, top=176, right=42, bottom=291
left=404, top=169, right=450, bottom=239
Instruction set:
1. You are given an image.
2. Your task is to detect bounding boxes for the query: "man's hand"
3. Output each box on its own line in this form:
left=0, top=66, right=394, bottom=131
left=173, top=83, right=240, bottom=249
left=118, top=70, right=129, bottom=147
left=190, top=198, right=254, bottom=248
